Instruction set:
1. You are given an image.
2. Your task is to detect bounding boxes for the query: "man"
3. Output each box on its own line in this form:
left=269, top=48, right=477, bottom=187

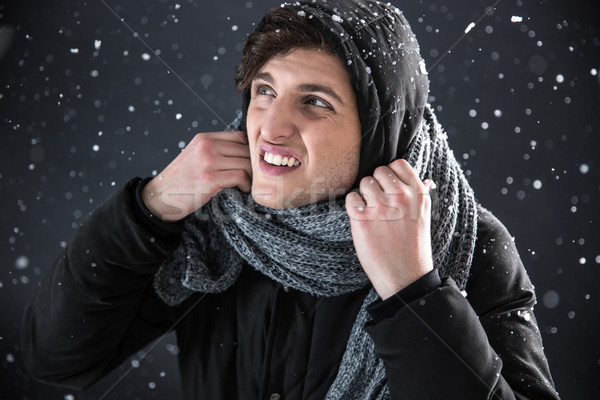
left=22, top=1, right=560, bottom=399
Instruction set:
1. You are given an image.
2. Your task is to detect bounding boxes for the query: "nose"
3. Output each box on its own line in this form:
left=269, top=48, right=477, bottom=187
left=259, top=97, right=299, bottom=143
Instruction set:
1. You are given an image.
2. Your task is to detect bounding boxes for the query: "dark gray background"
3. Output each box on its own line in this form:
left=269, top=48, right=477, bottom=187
left=1, top=0, right=598, bottom=399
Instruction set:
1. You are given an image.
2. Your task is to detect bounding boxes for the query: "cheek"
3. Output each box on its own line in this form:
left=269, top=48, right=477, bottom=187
left=316, top=135, right=360, bottom=183
left=334, top=126, right=361, bottom=159
left=343, top=145, right=360, bottom=176
left=335, top=129, right=361, bottom=185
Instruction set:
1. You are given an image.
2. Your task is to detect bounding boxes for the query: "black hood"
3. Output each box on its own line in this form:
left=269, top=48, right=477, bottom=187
left=241, top=0, right=430, bottom=184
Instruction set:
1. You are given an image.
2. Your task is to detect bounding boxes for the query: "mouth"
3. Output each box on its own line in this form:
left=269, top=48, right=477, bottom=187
left=258, top=144, right=302, bottom=176
left=262, top=151, right=301, bottom=167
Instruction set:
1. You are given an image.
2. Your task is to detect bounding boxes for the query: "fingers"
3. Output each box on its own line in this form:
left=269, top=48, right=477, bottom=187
left=189, top=132, right=249, bottom=157
left=200, top=132, right=252, bottom=191
left=209, top=155, right=251, bottom=176
left=373, top=160, right=435, bottom=196
left=186, top=131, right=248, bottom=159
left=423, top=178, right=436, bottom=192
left=347, top=160, right=435, bottom=221
left=357, top=176, right=383, bottom=206
left=223, top=130, right=249, bottom=145
left=386, top=159, right=424, bottom=190
left=214, top=140, right=251, bottom=160
left=372, top=166, right=406, bottom=195
left=214, top=169, right=252, bottom=193
left=187, top=132, right=251, bottom=176
left=345, top=190, right=366, bottom=211
left=195, top=130, right=248, bottom=144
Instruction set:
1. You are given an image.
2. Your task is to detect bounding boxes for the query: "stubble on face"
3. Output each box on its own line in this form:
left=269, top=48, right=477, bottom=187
left=246, top=48, right=362, bottom=210
left=251, top=144, right=360, bottom=209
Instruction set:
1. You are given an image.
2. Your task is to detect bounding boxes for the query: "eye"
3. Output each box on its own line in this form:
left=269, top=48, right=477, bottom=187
left=256, top=85, right=274, bottom=96
left=306, top=97, right=333, bottom=110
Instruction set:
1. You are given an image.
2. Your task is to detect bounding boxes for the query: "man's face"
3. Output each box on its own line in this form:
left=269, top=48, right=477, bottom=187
left=246, top=48, right=361, bottom=209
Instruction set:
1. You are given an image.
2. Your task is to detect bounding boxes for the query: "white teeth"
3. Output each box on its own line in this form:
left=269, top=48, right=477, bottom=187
left=263, top=151, right=299, bottom=167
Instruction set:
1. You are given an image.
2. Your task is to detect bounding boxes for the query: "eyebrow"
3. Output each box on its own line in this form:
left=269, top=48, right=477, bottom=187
left=253, top=72, right=345, bottom=106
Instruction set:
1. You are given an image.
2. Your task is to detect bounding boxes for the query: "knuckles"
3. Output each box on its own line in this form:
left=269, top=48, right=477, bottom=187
left=193, top=138, right=216, bottom=155
left=359, top=176, right=374, bottom=189
left=389, top=158, right=410, bottom=170
left=373, top=165, right=389, bottom=177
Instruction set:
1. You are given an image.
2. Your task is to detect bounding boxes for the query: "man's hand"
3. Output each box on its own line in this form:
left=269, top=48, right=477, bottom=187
left=345, top=159, right=435, bottom=300
left=142, top=131, right=251, bottom=221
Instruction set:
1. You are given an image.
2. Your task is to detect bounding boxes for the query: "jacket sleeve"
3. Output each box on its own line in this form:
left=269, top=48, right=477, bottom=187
left=364, top=208, right=560, bottom=400
left=21, top=178, right=183, bottom=389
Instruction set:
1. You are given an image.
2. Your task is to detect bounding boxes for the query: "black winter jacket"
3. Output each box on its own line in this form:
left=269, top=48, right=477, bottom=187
left=22, top=178, right=560, bottom=399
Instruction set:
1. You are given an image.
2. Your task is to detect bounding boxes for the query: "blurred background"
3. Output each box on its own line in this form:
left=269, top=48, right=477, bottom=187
left=1, top=0, right=598, bottom=398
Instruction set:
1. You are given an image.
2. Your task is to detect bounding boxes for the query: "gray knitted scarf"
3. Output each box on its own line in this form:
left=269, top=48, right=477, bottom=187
left=154, top=104, right=478, bottom=400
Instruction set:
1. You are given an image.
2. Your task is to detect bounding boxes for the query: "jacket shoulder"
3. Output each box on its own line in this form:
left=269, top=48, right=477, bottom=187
left=467, top=206, right=536, bottom=317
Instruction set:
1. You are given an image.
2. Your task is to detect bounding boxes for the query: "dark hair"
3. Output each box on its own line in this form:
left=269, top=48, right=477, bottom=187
left=234, top=7, right=333, bottom=92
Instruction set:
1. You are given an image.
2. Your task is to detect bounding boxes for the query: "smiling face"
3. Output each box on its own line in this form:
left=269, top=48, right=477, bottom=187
left=246, top=48, right=362, bottom=209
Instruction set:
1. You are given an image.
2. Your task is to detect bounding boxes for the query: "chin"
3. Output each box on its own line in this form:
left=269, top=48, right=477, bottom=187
left=252, top=194, right=281, bottom=209
left=251, top=185, right=285, bottom=209
left=250, top=185, right=307, bottom=210
left=250, top=177, right=352, bottom=209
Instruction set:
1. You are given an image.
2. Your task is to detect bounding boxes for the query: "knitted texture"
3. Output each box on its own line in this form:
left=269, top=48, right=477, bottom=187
left=153, top=104, right=477, bottom=400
